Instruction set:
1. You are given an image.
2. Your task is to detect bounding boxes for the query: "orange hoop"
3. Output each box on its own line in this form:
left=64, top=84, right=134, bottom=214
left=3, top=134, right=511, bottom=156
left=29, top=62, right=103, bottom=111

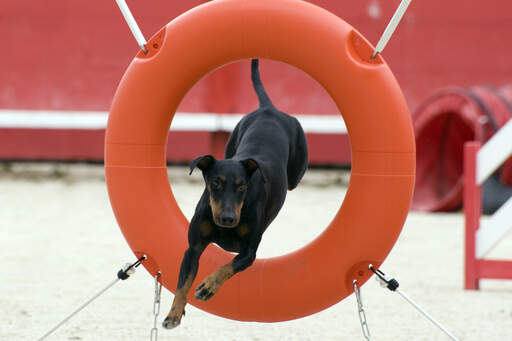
left=105, top=0, right=415, bottom=322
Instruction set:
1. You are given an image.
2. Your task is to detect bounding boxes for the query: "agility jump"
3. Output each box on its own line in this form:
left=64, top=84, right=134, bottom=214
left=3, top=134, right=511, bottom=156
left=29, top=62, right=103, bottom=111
left=105, top=0, right=415, bottom=322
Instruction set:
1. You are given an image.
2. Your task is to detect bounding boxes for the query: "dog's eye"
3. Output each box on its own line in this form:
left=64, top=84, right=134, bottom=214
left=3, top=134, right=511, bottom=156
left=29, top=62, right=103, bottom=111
left=211, top=180, right=221, bottom=189
left=238, top=185, right=247, bottom=192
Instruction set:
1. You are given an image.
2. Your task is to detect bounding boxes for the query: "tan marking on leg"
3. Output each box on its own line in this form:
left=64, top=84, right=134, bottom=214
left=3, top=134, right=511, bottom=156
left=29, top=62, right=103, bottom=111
left=195, top=261, right=234, bottom=300
left=164, top=273, right=194, bottom=329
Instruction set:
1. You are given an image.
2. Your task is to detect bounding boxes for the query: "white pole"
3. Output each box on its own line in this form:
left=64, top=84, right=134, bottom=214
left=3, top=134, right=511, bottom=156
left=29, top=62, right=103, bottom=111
left=115, top=0, right=148, bottom=53
left=371, top=0, right=413, bottom=59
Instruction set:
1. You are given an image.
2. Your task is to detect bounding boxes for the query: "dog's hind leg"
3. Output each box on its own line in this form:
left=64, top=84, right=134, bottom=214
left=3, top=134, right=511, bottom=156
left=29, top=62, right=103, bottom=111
left=287, top=122, right=308, bottom=190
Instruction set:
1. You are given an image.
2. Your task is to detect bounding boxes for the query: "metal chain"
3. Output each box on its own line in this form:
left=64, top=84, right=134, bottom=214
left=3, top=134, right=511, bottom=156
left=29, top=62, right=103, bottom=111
left=353, top=280, right=371, bottom=341
left=150, top=272, right=162, bottom=341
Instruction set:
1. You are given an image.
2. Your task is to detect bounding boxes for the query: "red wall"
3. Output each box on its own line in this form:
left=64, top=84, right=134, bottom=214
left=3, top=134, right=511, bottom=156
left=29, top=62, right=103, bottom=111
left=2, top=0, right=512, bottom=162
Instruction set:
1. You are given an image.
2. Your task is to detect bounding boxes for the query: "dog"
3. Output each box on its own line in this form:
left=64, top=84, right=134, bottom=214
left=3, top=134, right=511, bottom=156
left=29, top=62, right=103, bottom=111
left=162, top=59, right=308, bottom=329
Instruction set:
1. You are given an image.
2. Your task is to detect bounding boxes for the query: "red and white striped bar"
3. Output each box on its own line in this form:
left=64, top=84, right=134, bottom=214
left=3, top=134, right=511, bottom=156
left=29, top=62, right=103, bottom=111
left=464, top=123, right=512, bottom=289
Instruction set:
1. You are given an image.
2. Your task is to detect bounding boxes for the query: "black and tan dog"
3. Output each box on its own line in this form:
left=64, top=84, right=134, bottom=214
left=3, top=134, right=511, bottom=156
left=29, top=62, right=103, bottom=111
left=162, top=59, right=308, bottom=329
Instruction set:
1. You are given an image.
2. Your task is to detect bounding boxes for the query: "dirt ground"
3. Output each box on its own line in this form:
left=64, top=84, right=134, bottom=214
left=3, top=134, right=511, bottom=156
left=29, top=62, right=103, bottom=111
left=1, top=163, right=511, bottom=340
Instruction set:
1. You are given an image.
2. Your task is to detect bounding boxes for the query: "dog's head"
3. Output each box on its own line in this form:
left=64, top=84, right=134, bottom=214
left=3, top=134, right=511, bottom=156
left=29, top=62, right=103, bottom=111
left=189, top=155, right=259, bottom=228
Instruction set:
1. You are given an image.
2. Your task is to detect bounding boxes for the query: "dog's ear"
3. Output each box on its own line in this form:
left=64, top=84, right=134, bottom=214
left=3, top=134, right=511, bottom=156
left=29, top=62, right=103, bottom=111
left=241, top=158, right=262, bottom=179
left=189, top=155, right=216, bottom=175
left=242, top=159, right=270, bottom=183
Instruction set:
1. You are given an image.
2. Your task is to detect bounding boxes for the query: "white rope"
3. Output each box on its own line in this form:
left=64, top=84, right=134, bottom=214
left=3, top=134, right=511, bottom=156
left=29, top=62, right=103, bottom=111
left=370, top=265, right=459, bottom=341
left=37, top=260, right=141, bottom=341
left=37, top=277, right=121, bottom=341
left=114, top=0, right=148, bottom=53
left=395, top=288, right=460, bottom=341
left=371, top=0, right=413, bottom=59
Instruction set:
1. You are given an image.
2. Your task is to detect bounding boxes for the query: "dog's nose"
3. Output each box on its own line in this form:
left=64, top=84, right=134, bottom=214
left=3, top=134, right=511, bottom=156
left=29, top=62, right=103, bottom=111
left=220, top=213, right=235, bottom=226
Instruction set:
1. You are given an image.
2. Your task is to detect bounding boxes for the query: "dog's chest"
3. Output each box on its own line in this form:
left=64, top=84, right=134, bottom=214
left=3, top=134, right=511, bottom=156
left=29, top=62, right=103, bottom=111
left=213, top=224, right=250, bottom=253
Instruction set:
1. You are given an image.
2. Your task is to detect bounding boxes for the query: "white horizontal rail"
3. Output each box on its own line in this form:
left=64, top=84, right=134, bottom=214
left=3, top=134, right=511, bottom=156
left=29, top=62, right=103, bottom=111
left=476, top=120, right=512, bottom=184
left=0, top=110, right=347, bottom=134
left=0, top=110, right=108, bottom=129
left=476, top=196, right=512, bottom=258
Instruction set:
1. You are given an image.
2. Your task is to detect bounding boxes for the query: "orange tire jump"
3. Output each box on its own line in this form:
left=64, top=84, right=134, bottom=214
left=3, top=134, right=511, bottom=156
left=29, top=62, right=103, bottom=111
left=105, top=0, right=415, bottom=322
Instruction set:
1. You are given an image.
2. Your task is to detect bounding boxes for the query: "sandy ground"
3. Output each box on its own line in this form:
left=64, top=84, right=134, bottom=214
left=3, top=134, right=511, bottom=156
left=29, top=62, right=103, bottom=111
left=1, top=163, right=512, bottom=341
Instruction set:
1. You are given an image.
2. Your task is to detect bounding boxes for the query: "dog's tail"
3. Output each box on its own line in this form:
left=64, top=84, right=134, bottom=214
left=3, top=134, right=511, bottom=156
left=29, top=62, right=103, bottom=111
left=251, top=59, right=274, bottom=109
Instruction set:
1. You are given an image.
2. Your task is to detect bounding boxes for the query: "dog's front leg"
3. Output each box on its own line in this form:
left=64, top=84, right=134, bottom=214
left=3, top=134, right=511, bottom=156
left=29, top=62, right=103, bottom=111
left=195, top=246, right=257, bottom=301
left=163, top=243, right=205, bottom=329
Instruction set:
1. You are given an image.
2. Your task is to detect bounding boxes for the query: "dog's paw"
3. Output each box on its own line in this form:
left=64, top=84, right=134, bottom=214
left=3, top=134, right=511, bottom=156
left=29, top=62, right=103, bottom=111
left=162, top=315, right=180, bottom=329
left=162, top=310, right=184, bottom=330
left=194, top=276, right=220, bottom=301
